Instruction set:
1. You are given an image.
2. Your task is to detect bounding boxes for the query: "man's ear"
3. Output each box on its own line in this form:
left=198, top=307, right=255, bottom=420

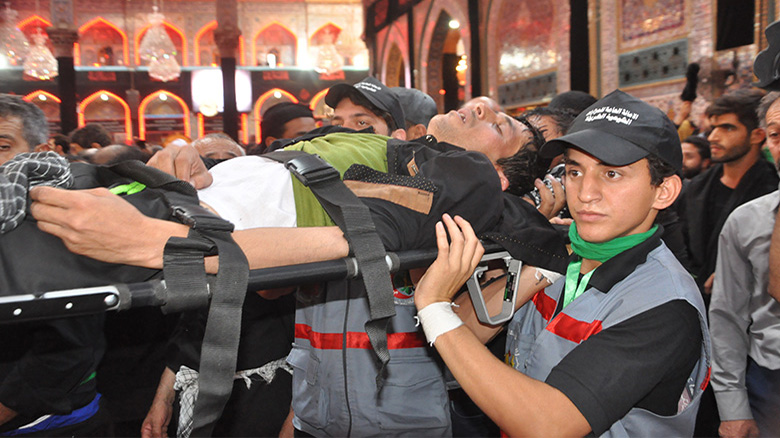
left=90, top=142, right=104, bottom=149
left=264, top=136, right=278, bottom=148
left=750, top=127, right=767, bottom=147
left=406, top=124, right=427, bottom=140
left=495, top=166, right=510, bottom=192
left=390, top=128, right=407, bottom=141
left=653, top=174, right=682, bottom=210
left=33, top=143, right=52, bottom=153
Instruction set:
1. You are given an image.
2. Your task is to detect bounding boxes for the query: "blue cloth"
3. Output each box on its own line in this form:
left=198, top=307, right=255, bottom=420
left=1, top=394, right=101, bottom=436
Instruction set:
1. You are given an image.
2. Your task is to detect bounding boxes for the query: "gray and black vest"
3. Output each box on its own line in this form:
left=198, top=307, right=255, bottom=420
left=506, top=243, right=711, bottom=437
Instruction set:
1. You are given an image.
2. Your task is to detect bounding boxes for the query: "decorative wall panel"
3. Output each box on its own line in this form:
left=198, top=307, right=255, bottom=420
left=497, top=72, right=556, bottom=107
left=618, top=39, right=687, bottom=87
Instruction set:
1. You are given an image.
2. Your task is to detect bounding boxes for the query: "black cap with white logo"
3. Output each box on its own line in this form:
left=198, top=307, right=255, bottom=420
left=325, top=77, right=406, bottom=131
left=540, top=89, right=682, bottom=172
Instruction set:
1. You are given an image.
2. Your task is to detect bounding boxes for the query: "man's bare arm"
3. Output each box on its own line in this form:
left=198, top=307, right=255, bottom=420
left=414, top=214, right=590, bottom=436
left=30, top=186, right=349, bottom=271
left=0, top=402, right=17, bottom=427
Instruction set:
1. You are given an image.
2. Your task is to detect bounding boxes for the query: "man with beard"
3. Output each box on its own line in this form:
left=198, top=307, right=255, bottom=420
left=681, top=135, right=711, bottom=180
left=709, top=91, right=780, bottom=438
left=676, top=88, right=779, bottom=437
left=677, top=89, right=778, bottom=299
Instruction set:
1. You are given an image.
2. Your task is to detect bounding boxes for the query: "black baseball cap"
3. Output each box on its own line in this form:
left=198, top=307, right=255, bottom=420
left=754, top=20, right=780, bottom=90
left=325, top=77, right=406, bottom=130
left=391, top=87, right=438, bottom=126
left=540, top=89, right=682, bottom=172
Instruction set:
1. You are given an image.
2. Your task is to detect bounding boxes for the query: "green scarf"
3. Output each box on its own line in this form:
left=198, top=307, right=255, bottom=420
left=562, top=223, right=658, bottom=308
left=568, top=223, right=658, bottom=262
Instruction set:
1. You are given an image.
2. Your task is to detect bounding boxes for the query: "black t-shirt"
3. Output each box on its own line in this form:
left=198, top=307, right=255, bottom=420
left=703, top=179, right=733, bottom=247
left=546, top=298, right=702, bottom=435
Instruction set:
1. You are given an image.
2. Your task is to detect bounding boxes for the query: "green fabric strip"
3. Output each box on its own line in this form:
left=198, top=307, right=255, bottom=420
left=568, top=223, right=658, bottom=263
left=80, top=371, right=96, bottom=385
left=109, top=181, right=146, bottom=196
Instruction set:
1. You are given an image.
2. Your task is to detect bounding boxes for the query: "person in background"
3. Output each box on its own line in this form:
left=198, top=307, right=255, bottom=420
left=709, top=91, right=780, bottom=438
left=325, top=76, right=407, bottom=139
left=681, top=135, right=712, bottom=180
left=391, top=87, right=438, bottom=140
left=548, top=90, right=598, bottom=115
left=69, top=124, right=112, bottom=153
left=260, top=102, right=317, bottom=153
left=192, top=133, right=245, bottom=160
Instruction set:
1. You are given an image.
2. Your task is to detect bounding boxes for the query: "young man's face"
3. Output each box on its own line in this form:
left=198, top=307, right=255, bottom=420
left=563, top=148, right=666, bottom=243
left=0, top=115, right=32, bottom=165
left=707, top=113, right=753, bottom=163
left=331, top=99, right=391, bottom=136
left=681, top=142, right=708, bottom=178
left=763, top=98, right=780, bottom=168
left=427, top=102, right=529, bottom=164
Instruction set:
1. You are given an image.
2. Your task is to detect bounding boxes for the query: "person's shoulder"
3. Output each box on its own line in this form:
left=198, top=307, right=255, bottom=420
left=732, top=189, right=778, bottom=215
left=688, top=164, right=721, bottom=187
left=626, top=243, right=701, bottom=301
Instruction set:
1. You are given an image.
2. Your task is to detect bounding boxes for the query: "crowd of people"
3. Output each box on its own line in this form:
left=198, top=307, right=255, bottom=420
left=0, top=34, right=779, bottom=438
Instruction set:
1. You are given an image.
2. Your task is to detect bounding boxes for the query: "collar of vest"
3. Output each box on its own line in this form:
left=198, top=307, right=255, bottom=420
left=575, top=225, right=665, bottom=292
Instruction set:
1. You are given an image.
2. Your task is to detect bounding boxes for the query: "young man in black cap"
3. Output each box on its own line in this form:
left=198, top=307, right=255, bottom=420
left=413, top=89, right=710, bottom=436
left=325, top=76, right=407, bottom=139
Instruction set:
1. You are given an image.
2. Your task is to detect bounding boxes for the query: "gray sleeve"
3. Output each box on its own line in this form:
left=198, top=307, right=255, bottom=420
left=709, top=215, right=753, bottom=421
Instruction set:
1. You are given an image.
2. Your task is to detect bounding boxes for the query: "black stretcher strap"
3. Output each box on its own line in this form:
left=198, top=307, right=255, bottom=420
left=268, top=150, right=396, bottom=387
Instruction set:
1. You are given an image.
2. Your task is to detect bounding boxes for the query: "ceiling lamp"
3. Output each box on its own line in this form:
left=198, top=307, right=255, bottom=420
left=23, top=28, right=57, bottom=80
left=138, top=5, right=180, bottom=82
left=0, top=2, right=29, bottom=66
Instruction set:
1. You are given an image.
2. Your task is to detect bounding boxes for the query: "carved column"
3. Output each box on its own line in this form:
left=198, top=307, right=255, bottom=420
left=215, top=0, right=241, bottom=142
left=47, top=27, right=79, bottom=135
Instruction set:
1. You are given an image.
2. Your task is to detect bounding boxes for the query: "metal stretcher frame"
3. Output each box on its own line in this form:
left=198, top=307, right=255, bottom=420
left=0, top=241, right=521, bottom=325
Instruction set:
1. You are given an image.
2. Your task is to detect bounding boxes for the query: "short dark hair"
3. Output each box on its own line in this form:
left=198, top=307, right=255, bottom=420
left=50, top=133, right=71, bottom=154
left=705, top=88, right=766, bottom=133
left=260, top=102, right=314, bottom=144
left=523, top=107, right=578, bottom=137
left=69, top=123, right=113, bottom=148
left=647, top=154, right=678, bottom=186
left=342, top=89, right=399, bottom=132
left=682, top=135, right=710, bottom=160
left=495, top=116, right=550, bottom=196
left=0, top=93, right=48, bottom=149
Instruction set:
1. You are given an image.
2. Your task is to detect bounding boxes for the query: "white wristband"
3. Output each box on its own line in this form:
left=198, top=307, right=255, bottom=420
left=416, top=301, right=463, bottom=345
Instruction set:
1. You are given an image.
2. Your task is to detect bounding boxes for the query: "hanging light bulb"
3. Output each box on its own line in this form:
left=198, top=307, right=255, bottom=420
left=23, top=28, right=57, bottom=80
left=138, top=5, right=180, bottom=82
left=0, top=2, right=29, bottom=66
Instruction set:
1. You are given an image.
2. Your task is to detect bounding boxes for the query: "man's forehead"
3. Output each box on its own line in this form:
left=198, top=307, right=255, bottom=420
left=709, top=113, right=741, bottom=124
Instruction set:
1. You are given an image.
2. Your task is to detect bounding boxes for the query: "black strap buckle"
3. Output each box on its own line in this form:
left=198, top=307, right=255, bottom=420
left=285, top=154, right=340, bottom=186
left=171, top=205, right=235, bottom=232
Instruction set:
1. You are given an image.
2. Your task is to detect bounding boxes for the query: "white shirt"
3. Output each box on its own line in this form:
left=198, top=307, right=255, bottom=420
left=197, top=156, right=296, bottom=230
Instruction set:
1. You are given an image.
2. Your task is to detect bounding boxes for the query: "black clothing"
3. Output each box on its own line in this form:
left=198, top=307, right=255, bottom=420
left=677, top=160, right=779, bottom=289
